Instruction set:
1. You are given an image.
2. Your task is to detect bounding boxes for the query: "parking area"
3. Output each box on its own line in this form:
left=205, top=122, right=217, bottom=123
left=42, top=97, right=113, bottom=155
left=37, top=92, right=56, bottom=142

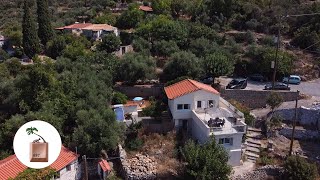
left=218, top=77, right=320, bottom=97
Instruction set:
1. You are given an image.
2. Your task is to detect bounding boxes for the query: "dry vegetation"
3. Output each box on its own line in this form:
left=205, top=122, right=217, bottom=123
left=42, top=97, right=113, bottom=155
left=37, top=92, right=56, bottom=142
left=127, top=131, right=184, bottom=179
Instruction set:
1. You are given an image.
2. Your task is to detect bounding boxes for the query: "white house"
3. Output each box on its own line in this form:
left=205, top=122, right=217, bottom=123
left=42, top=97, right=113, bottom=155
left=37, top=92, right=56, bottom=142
left=0, top=35, right=6, bottom=48
left=56, top=23, right=119, bottom=40
left=0, top=146, right=81, bottom=180
left=164, top=79, right=247, bottom=166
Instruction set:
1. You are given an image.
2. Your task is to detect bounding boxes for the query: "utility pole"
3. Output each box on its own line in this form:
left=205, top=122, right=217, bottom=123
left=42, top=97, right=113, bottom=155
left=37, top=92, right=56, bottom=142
left=83, top=155, right=89, bottom=180
left=272, top=22, right=281, bottom=90
left=289, top=90, right=299, bottom=156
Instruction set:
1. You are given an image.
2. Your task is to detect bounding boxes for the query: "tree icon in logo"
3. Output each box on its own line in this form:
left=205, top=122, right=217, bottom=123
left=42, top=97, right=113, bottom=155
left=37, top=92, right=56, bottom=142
left=26, top=126, right=48, bottom=162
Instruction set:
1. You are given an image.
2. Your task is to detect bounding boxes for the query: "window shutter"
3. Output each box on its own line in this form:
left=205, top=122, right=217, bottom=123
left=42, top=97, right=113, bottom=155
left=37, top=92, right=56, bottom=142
left=230, top=138, right=233, bottom=145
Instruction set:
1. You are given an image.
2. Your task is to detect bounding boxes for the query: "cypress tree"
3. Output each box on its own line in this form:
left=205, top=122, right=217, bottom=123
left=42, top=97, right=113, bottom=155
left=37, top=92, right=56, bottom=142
left=22, top=0, right=41, bottom=58
left=37, top=0, right=54, bottom=46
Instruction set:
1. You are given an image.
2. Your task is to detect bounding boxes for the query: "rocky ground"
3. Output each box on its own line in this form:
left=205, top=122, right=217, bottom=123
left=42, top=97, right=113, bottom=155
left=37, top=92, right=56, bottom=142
left=232, top=165, right=283, bottom=180
left=124, top=153, right=157, bottom=179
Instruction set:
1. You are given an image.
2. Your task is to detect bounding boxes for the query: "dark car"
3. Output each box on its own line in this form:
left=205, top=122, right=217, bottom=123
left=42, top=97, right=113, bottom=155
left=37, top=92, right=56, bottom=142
left=226, top=78, right=247, bottom=89
left=249, top=74, right=266, bottom=82
left=264, top=82, right=290, bottom=90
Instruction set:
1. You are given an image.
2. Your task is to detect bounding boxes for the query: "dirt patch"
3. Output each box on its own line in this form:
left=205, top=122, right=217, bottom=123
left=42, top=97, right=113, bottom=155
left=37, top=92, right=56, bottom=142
left=127, top=131, right=184, bottom=179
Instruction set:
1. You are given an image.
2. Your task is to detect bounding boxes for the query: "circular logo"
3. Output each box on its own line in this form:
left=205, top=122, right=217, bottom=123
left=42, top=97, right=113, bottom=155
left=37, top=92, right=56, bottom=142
left=13, top=120, right=62, bottom=169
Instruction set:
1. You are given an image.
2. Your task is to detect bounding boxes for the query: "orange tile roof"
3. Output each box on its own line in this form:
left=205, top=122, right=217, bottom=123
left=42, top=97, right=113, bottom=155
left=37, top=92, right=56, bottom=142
left=139, top=6, right=153, bottom=12
left=0, top=155, right=27, bottom=180
left=0, top=146, right=79, bottom=179
left=164, top=79, right=219, bottom=99
left=51, top=146, right=79, bottom=171
left=98, top=159, right=111, bottom=172
left=55, top=23, right=92, bottom=30
left=82, top=24, right=116, bottom=31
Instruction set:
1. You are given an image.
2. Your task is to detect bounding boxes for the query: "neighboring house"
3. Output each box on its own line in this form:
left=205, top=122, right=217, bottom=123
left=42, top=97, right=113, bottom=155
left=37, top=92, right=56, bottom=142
left=0, top=35, right=6, bottom=48
left=114, top=45, right=133, bottom=57
left=0, top=146, right=81, bottom=180
left=164, top=79, right=247, bottom=166
left=112, top=100, right=148, bottom=126
left=97, top=159, right=111, bottom=180
left=139, top=5, right=153, bottom=12
left=56, top=23, right=119, bottom=40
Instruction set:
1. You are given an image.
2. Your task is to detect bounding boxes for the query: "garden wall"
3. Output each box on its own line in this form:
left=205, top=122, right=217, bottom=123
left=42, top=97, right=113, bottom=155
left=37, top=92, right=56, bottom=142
left=114, top=84, right=164, bottom=98
left=220, top=89, right=300, bottom=109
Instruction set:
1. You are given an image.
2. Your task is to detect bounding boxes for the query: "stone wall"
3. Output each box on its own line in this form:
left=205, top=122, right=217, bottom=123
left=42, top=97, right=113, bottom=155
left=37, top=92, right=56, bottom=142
left=232, top=165, right=283, bottom=180
left=279, top=127, right=320, bottom=140
left=274, top=105, right=320, bottom=130
left=221, top=89, right=299, bottom=109
left=114, top=84, right=164, bottom=98
left=118, top=145, right=157, bottom=180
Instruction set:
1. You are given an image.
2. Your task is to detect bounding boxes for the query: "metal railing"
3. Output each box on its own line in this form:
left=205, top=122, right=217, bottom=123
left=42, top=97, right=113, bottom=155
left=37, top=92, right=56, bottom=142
left=219, top=98, right=244, bottom=118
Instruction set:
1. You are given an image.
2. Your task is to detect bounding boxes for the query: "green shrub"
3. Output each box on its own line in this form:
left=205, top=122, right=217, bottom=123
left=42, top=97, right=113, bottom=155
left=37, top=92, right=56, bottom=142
left=126, top=138, right=144, bottom=151
left=261, top=35, right=275, bottom=46
left=284, top=156, right=318, bottom=180
left=112, top=92, right=127, bottom=105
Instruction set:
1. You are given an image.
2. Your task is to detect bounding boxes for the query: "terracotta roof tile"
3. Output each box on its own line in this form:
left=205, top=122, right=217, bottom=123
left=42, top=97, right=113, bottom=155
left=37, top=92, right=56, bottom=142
left=56, top=23, right=92, bottom=30
left=164, top=79, right=219, bottom=99
left=139, top=6, right=153, bottom=12
left=51, top=146, right=79, bottom=171
left=99, top=159, right=111, bottom=172
left=82, top=24, right=116, bottom=31
left=0, top=146, right=79, bottom=179
left=0, top=155, right=27, bottom=180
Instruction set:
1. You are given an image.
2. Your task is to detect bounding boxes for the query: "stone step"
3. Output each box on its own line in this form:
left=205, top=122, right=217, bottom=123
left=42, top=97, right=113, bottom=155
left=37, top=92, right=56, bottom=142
left=246, top=134, right=262, bottom=139
left=246, top=146, right=260, bottom=153
left=246, top=156, right=257, bottom=161
left=247, top=127, right=262, bottom=133
left=246, top=138, right=262, bottom=146
left=245, top=142, right=261, bottom=148
left=245, top=151, right=260, bottom=158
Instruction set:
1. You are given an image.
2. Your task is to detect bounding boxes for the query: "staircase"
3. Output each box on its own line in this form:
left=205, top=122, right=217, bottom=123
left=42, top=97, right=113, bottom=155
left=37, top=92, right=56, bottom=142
left=245, top=127, right=262, bottom=162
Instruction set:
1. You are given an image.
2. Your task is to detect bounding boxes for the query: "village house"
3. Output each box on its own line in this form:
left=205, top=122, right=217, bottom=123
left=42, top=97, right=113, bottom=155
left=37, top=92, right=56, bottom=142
left=164, top=79, right=247, bottom=166
left=97, top=159, right=111, bottom=180
left=0, top=146, right=81, bottom=180
left=56, top=23, right=119, bottom=40
left=0, top=35, right=6, bottom=48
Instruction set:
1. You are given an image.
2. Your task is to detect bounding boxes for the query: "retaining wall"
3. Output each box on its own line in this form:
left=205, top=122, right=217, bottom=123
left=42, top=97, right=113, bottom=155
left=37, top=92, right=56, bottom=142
left=220, top=89, right=299, bottom=109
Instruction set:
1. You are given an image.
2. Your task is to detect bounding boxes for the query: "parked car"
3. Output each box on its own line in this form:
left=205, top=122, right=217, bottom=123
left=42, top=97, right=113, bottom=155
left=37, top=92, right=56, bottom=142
left=249, top=74, right=266, bottom=82
left=264, top=82, right=290, bottom=90
left=282, top=75, right=301, bottom=84
left=226, top=78, right=247, bottom=89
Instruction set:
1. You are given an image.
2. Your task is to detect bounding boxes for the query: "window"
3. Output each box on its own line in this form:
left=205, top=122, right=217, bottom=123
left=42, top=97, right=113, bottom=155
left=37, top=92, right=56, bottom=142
left=66, top=164, right=71, bottom=171
left=177, top=104, right=190, bottom=110
left=219, top=138, right=233, bottom=145
left=197, top=101, right=202, bottom=108
left=208, top=100, right=215, bottom=107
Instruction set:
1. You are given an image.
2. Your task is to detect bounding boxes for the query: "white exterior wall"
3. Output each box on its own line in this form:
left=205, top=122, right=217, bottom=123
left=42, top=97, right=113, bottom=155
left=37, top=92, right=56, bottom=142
left=191, top=111, right=210, bottom=143
left=169, top=90, right=219, bottom=127
left=55, top=160, right=81, bottom=180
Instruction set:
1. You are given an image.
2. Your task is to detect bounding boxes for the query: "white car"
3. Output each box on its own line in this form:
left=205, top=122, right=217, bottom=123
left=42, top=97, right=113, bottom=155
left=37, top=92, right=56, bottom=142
left=283, top=75, right=301, bottom=85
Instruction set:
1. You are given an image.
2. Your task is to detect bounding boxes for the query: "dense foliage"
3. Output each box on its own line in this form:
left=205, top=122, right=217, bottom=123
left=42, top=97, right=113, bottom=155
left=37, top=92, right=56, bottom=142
left=283, top=156, right=318, bottom=180
left=181, top=138, right=232, bottom=180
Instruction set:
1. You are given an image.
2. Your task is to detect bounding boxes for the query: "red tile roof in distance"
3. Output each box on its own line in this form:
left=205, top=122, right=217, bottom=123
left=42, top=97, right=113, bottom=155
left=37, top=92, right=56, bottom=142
left=0, top=146, right=78, bottom=179
left=51, top=146, right=79, bottom=171
left=56, top=23, right=92, bottom=30
left=164, top=79, right=219, bottom=99
left=99, top=159, right=111, bottom=172
left=139, top=6, right=153, bottom=12
left=0, top=155, right=27, bottom=180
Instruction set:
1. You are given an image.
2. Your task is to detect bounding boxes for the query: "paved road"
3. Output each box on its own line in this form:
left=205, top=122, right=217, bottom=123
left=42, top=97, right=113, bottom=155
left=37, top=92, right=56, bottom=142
left=218, top=77, right=320, bottom=97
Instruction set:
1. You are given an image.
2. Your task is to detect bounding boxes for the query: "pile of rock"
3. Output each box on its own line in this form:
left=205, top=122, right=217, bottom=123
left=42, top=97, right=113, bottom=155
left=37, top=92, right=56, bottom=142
left=279, top=127, right=320, bottom=140
left=123, top=153, right=157, bottom=179
left=232, top=165, right=283, bottom=180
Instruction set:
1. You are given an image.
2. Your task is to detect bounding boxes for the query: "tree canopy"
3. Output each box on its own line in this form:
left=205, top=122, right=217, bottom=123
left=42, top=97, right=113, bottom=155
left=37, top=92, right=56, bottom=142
left=162, top=51, right=202, bottom=81
left=181, top=137, right=232, bottom=180
left=283, top=155, right=318, bottom=180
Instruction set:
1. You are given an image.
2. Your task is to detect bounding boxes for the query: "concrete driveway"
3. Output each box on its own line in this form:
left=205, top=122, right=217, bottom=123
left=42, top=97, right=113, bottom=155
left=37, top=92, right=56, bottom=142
left=218, top=77, right=320, bottom=97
